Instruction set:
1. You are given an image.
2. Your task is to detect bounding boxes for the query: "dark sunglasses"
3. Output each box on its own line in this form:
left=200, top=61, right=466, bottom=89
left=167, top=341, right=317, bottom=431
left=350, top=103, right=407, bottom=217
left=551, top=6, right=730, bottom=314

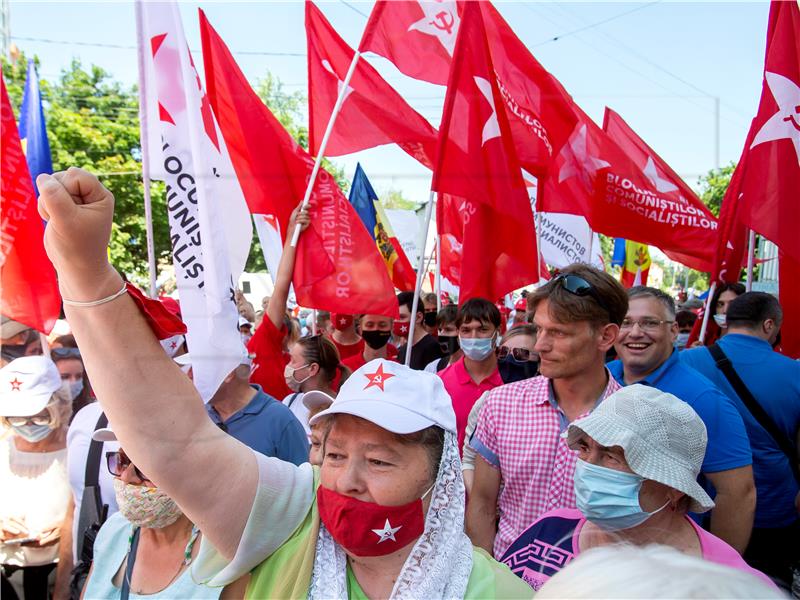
left=553, top=274, right=611, bottom=316
left=51, top=347, right=81, bottom=360
left=106, top=450, right=148, bottom=481
left=496, top=346, right=536, bottom=362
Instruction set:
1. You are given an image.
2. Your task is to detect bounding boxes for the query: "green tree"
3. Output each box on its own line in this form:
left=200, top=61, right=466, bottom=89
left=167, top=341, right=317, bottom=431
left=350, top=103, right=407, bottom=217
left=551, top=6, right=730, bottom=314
left=697, top=163, right=735, bottom=218
left=380, top=188, right=421, bottom=211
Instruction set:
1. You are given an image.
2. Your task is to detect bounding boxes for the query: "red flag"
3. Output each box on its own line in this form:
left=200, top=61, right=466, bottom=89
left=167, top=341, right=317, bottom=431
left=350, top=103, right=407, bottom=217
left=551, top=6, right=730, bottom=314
left=711, top=160, right=750, bottom=284
left=306, top=1, right=439, bottom=169
left=603, top=107, right=718, bottom=271
left=432, top=2, right=538, bottom=302
left=0, top=76, right=60, bottom=334
left=200, top=10, right=399, bottom=318
left=360, top=0, right=460, bottom=86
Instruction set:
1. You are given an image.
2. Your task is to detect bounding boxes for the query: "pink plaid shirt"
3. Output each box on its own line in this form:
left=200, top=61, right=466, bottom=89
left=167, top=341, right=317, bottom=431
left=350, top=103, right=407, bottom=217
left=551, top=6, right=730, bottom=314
left=471, top=372, right=620, bottom=558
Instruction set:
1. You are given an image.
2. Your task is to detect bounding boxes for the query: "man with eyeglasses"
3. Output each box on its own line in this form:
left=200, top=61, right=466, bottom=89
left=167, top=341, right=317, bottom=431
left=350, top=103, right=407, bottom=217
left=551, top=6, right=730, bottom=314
left=609, top=286, right=755, bottom=554
left=466, top=264, right=629, bottom=558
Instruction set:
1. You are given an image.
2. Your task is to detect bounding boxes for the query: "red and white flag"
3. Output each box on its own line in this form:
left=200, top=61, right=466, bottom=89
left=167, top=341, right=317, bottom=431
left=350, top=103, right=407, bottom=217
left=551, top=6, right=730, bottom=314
left=306, top=1, right=439, bottom=168
left=138, top=0, right=252, bottom=401
left=0, top=76, right=60, bottom=334
left=360, top=0, right=461, bottom=86
left=432, top=2, right=538, bottom=302
left=200, top=10, right=399, bottom=318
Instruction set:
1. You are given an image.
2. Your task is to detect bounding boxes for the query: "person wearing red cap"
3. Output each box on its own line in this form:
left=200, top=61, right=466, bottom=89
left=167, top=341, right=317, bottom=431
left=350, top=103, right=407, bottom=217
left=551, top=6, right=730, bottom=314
left=328, top=313, right=364, bottom=360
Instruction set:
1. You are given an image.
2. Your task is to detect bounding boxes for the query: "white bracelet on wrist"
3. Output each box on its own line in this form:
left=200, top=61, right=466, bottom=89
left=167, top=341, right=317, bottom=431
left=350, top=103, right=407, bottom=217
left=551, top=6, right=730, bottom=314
left=62, top=283, right=128, bottom=307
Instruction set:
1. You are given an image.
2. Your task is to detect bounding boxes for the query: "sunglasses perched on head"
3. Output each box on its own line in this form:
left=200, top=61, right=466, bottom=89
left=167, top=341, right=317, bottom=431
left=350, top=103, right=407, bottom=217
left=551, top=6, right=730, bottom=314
left=552, top=274, right=611, bottom=316
left=106, top=450, right=148, bottom=481
left=496, top=346, right=536, bottom=362
left=51, top=347, right=81, bottom=360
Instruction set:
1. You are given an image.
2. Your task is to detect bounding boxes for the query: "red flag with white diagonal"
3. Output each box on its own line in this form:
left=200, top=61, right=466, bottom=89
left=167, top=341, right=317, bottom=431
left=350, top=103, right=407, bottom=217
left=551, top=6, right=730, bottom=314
left=432, top=2, right=538, bottom=302
left=200, top=10, right=399, bottom=319
left=306, top=1, right=439, bottom=169
left=0, top=76, right=60, bottom=334
left=360, top=1, right=461, bottom=86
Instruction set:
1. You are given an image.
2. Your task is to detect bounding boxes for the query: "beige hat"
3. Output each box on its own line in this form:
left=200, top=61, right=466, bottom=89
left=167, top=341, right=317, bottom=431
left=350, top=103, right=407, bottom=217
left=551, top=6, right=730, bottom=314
left=1, top=316, right=30, bottom=340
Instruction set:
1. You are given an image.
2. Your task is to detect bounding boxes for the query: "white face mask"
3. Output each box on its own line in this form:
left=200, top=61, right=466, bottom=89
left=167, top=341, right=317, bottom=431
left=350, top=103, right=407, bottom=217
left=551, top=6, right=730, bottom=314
left=284, top=363, right=311, bottom=392
left=713, top=313, right=727, bottom=328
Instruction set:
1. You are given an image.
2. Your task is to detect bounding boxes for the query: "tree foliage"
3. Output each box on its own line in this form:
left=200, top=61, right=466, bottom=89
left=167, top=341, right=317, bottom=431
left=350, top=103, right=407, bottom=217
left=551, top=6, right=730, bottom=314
left=697, top=163, right=735, bottom=218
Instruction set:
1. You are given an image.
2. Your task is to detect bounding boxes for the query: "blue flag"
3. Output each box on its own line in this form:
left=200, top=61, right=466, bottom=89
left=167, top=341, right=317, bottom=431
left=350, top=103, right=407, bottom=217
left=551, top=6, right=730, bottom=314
left=348, top=163, right=379, bottom=241
left=19, top=60, right=53, bottom=195
left=611, top=238, right=627, bottom=268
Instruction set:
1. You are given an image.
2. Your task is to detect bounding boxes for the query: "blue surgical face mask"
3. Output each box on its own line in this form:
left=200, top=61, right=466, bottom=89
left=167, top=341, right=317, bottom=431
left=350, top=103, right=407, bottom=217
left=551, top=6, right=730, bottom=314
left=713, top=313, right=726, bottom=328
left=675, top=332, right=690, bottom=350
left=12, top=423, right=53, bottom=443
left=459, top=334, right=496, bottom=361
left=68, top=379, right=84, bottom=400
left=574, top=459, right=668, bottom=531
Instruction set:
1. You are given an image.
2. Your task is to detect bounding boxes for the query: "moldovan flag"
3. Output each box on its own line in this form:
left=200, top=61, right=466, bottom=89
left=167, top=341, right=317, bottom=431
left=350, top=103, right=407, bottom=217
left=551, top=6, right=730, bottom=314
left=306, top=1, right=439, bottom=168
left=200, top=10, right=399, bottom=318
left=0, top=76, right=60, bottom=333
left=359, top=0, right=461, bottom=85
left=618, top=240, right=651, bottom=288
left=349, top=164, right=417, bottom=292
left=432, top=2, right=538, bottom=302
left=138, top=0, right=252, bottom=402
left=18, top=60, right=53, bottom=195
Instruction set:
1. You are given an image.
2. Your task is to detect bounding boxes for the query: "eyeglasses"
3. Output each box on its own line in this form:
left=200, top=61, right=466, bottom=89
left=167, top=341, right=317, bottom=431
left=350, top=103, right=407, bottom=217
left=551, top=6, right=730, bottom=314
left=620, top=318, right=674, bottom=332
left=553, top=274, right=611, bottom=316
left=7, top=413, right=52, bottom=427
left=496, top=346, right=536, bottom=362
left=51, top=347, right=81, bottom=360
left=106, top=450, right=148, bottom=481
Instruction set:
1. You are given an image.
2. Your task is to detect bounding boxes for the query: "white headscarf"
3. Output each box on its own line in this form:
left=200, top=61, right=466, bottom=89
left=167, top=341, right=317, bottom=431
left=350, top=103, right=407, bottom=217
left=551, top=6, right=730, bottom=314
left=308, top=430, right=474, bottom=599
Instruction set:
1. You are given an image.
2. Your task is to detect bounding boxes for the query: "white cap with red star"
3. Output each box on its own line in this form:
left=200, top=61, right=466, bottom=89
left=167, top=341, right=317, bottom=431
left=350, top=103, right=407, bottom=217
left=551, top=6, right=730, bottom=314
left=0, top=356, right=63, bottom=417
left=307, top=359, right=456, bottom=434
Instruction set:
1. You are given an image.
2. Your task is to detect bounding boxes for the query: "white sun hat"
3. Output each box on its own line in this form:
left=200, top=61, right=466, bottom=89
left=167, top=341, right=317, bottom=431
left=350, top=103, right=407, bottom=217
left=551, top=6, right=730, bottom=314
left=0, top=356, right=63, bottom=417
left=565, top=384, right=715, bottom=513
left=307, top=359, right=456, bottom=434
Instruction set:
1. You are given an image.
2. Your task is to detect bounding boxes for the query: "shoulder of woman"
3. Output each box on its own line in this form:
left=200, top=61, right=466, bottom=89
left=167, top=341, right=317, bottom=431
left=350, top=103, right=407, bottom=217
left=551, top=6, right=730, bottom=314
left=94, top=511, right=133, bottom=553
left=467, top=548, right=534, bottom=600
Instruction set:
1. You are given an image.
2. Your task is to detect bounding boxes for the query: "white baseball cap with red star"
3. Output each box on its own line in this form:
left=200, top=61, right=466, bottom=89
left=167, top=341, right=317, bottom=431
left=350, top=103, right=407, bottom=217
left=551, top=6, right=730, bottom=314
left=0, top=356, right=63, bottom=417
left=307, top=359, right=456, bottom=435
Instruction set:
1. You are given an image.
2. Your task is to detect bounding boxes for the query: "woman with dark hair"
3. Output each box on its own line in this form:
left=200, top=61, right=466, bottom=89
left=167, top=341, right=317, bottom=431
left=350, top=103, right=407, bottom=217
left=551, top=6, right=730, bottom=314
left=687, top=283, right=746, bottom=347
left=50, top=346, right=94, bottom=418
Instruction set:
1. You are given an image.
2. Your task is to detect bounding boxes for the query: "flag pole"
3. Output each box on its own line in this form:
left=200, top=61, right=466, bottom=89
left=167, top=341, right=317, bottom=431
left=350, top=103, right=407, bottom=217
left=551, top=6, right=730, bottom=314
left=135, top=0, right=158, bottom=298
left=534, top=178, right=545, bottom=286
left=745, top=229, right=756, bottom=291
left=435, top=234, right=442, bottom=311
left=290, top=51, right=361, bottom=247
left=405, top=190, right=435, bottom=367
left=587, top=231, right=594, bottom=266
left=698, top=281, right=716, bottom=344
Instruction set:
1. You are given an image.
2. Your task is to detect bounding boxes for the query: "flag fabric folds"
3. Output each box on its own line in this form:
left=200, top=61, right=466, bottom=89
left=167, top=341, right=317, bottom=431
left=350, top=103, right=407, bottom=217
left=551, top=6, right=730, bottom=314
left=18, top=59, right=53, bottom=196
left=432, top=2, right=538, bottom=303
left=348, top=164, right=417, bottom=292
left=138, top=0, right=252, bottom=402
left=306, top=1, right=439, bottom=169
left=0, top=75, right=60, bottom=334
left=200, top=10, right=399, bottom=319
left=618, top=240, right=651, bottom=288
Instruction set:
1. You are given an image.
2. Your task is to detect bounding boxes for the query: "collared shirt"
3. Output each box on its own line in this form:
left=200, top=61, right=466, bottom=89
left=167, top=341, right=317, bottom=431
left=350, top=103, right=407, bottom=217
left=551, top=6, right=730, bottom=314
left=439, top=356, right=503, bottom=453
left=471, top=372, right=620, bottom=558
left=608, top=350, right=752, bottom=474
left=208, top=386, right=309, bottom=466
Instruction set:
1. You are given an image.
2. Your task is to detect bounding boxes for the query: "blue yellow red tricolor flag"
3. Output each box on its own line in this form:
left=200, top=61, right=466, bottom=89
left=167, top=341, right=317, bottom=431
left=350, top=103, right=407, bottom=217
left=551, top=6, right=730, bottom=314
left=348, top=164, right=417, bottom=292
left=18, top=60, right=53, bottom=195
left=613, top=238, right=650, bottom=288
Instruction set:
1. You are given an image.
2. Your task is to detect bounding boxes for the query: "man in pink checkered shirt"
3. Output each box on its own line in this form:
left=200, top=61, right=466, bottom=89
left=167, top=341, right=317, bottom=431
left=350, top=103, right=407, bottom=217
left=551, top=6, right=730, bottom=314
left=466, top=264, right=630, bottom=558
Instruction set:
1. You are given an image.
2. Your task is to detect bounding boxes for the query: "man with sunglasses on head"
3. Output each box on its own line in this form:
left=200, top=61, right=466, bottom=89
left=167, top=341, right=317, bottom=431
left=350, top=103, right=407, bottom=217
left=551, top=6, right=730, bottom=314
left=467, top=264, right=628, bottom=558
left=608, top=286, right=755, bottom=554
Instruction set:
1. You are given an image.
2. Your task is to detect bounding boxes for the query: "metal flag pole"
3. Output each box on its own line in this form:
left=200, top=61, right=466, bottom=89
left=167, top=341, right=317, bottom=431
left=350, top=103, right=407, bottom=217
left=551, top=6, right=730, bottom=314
left=745, top=229, right=756, bottom=291
left=290, top=51, right=361, bottom=247
left=435, top=234, right=442, bottom=311
left=698, top=281, right=717, bottom=344
left=405, top=191, right=435, bottom=367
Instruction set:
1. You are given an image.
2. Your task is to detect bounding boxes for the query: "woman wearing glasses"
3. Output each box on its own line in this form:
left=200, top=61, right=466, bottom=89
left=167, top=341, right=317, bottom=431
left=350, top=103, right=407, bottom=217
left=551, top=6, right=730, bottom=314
left=81, top=427, right=247, bottom=599
left=0, top=356, right=72, bottom=600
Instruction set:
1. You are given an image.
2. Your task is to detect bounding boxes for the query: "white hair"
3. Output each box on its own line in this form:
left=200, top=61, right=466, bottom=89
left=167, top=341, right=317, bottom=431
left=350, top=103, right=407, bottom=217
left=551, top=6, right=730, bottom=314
left=538, top=544, right=782, bottom=599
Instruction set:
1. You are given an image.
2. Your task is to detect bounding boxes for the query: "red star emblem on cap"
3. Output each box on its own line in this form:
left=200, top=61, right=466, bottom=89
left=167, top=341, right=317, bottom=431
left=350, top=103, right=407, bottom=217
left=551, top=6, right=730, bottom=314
left=169, top=341, right=178, bottom=350
left=9, top=377, right=22, bottom=391
left=363, top=364, right=395, bottom=392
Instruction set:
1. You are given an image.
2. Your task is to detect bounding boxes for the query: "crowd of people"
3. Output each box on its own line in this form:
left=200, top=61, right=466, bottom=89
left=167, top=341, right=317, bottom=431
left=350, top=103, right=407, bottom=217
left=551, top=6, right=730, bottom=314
left=0, top=167, right=797, bottom=599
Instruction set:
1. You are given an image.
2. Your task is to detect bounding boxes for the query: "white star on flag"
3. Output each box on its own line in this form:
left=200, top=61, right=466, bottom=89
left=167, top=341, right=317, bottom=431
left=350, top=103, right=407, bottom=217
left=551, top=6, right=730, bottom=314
left=321, top=59, right=354, bottom=105
left=372, top=519, right=402, bottom=543
left=408, top=1, right=460, bottom=56
left=558, top=124, right=611, bottom=187
left=751, top=71, right=800, bottom=163
left=474, top=76, right=500, bottom=146
left=643, top=156, right=678, bottom=193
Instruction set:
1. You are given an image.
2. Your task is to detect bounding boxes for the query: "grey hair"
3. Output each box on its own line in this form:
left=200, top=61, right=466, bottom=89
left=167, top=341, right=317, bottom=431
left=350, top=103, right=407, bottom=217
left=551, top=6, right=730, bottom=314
left=628, top=286, right=676, bottom=319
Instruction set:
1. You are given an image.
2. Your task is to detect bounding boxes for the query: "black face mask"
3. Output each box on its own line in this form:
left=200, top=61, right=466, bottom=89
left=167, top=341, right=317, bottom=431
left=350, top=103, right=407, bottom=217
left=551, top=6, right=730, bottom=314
left=498, top=355, right=539, bottom=384
left=423, top=311, right=438, bottom=328
left=438, top=335, right=459, bottom=355
left=1, top=344, right=28, bottom=363
left=361, top=329, right=391, bottom=350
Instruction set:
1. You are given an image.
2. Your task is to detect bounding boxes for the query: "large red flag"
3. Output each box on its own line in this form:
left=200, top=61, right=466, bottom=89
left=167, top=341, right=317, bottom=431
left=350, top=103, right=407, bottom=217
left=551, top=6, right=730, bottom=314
left=711, top=159, right=750, bottom=284
left=359, top=0, right=460, bottom=86
left=306, top=1, right=439, bottom=169
left=200, top=10, right=398, bottom=318
left=432, top=2, right=538, bottom=302
left=603, top=107, right=718, bottom=271
left=0, top=76, right=60, bottom=334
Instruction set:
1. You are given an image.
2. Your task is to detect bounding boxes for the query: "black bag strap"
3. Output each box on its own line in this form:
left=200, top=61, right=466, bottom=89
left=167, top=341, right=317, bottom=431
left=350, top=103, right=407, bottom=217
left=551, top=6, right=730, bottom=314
left=709, top=343, right=800, bottom=484
left=120, top=527, right=141, bottom=600
left=85, top=412, right=108, bottom=489
left=287, top=392, right=301, bottom=408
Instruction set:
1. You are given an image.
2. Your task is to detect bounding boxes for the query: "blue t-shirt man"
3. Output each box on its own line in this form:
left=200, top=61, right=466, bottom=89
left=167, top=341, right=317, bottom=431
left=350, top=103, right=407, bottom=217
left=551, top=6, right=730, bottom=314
left=208, top=385, right=309, bottom=466
left=681, top=334, right=800, bottom=528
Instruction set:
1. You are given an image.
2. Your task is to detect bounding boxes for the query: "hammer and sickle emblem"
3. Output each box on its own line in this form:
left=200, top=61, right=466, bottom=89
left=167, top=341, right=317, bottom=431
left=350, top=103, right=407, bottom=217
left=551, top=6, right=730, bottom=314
left=430, top=10, right=454, bottom=35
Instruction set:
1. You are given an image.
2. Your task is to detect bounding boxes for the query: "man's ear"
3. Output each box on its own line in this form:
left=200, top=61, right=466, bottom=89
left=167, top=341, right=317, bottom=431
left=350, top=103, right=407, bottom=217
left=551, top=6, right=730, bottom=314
left=598, top=323, right=619, bottom=352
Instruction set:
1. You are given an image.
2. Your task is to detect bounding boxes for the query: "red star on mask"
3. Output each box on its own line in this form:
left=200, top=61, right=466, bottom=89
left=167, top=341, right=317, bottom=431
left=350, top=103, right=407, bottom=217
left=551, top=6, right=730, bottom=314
left=9, top=377, right=23, bottom=391
left=363, top=364, right=395, bottom=392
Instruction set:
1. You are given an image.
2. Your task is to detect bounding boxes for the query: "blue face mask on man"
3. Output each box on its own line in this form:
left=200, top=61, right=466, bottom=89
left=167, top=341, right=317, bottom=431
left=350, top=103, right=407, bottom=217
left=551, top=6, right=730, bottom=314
left=574, top=459, right=668, bottom=531
left=459, top=334, right=496, bottom=361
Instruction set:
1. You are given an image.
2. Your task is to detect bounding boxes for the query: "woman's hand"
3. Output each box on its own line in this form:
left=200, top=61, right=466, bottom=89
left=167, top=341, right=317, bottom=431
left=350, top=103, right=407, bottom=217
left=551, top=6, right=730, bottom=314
left=287, top=203, right=311, bottom=239
left=0, top=517, right=27, bottom=542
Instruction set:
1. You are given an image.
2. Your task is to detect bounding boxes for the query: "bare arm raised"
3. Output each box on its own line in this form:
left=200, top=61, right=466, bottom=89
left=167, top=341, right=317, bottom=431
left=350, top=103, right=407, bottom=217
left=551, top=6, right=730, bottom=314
left=38, top=168, right=256, bottom=559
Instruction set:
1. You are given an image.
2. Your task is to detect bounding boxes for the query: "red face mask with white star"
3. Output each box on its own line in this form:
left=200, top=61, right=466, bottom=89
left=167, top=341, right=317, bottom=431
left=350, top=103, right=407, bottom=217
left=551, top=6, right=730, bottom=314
left=316, top=484, right=432, bottom=557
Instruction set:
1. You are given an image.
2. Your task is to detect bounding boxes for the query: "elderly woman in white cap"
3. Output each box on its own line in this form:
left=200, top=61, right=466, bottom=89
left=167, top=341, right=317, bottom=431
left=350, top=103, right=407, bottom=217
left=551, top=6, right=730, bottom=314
left=498, top=384, right=774, bottom=592
left=0, top=356, right=72, bottom=600
left=35, top=168, right=531, bottom=599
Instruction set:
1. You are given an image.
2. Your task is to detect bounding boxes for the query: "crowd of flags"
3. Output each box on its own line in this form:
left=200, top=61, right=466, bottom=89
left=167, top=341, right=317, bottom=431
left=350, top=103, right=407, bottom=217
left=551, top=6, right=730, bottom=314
left=1, top=0, right=799, bottom=375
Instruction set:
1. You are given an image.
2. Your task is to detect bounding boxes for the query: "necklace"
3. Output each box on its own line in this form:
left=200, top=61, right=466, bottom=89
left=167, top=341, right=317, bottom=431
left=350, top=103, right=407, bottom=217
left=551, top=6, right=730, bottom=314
left=125, top=524, right=200, bottom=594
